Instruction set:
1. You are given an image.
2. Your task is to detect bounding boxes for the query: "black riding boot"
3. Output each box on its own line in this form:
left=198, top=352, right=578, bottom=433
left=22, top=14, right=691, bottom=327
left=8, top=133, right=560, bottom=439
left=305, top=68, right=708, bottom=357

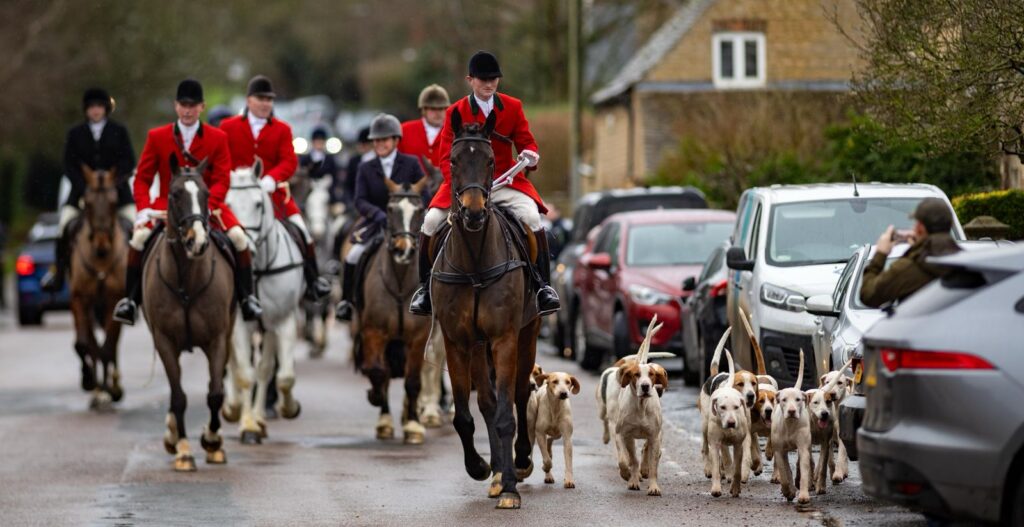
left=302, top=240, right=332, bottom=301
left=113, top=249, right=143, bottom=325
left=234, top=248, right=263, bottom=321
left=334, top=262, right=356, bottom=321
left=409, top=233, right=433, bottom=316
left=534, top=229, right=561, bottom=316
left=41, top=225, right=71, bottom=293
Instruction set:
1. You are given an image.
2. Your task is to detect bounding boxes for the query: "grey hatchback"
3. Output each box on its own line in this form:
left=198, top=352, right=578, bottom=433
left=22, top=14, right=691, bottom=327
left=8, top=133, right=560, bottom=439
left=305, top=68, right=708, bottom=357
left=858, top=244, right=1024, bottom=524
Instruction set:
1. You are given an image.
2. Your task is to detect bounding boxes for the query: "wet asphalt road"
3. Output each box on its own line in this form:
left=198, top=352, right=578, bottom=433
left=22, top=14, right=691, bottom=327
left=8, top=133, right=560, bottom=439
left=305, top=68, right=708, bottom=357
left=0, top=308, right=926, bottom=526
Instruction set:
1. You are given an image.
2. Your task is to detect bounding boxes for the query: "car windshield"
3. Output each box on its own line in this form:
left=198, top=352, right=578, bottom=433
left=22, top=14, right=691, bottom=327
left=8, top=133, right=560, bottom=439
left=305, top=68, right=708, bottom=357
left=627, top=222, right=733, bottom=266
left=767, top=198, right=924, bottom=267
left=571, top=194, right=706, bottom=243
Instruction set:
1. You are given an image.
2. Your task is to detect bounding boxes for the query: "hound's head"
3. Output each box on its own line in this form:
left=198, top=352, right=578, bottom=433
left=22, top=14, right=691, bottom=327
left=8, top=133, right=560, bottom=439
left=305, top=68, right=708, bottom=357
left=544, top=372, right=580, bottom=400
left=776, top=387, right=806, bottom=421
left=805, top=388, right=836, bottom=430
left=711, top=386, right=745, bottom=430
left=733, top=370, right=759, bottom=409
left=618, top=360, right=668, bottom=399
left=530, top=364, right=545, bottom=391
left=753, top=385, right=777, bottom=424
left=819, top=371, right=852, bottom=403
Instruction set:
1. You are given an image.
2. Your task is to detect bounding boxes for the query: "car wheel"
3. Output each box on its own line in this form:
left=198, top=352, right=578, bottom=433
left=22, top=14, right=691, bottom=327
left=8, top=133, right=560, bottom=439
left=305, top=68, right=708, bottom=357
left=612, top=310, right=630, bottom=361
left=681, top=327, right=700, bottom=386
left=575, top=312, right=602, bottom=371
left=1008, top=467, right=1024, bottom=526
left=701, top=326, right=717, bottom=385
left=18, top=305, right=43, bottom=326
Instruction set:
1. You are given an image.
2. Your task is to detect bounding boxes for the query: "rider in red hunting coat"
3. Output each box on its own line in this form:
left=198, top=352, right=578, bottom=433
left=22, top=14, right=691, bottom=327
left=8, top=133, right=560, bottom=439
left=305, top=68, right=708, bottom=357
left=219, top=75, right=331, bottom=301
left=409, top=51, right=560, bottom=317
left=113, top=79, right=262, bottom=326
left=398, top=84, right=450, bottom=175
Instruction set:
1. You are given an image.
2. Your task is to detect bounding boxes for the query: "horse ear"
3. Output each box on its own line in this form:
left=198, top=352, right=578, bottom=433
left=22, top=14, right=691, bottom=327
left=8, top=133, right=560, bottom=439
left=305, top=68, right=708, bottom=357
left=411, top=175, right=429, bottom=195
left=196, top=157, right=209, bottom=175
left=482, top=110, right=496, bottom=137
left=81, top=164, right=96, bottom=187
left=450, top=109, right=462, bottom=136
left=383, top=176, right=401, bottom=194
left=253, top=156, right=264, bottom=179
left=168, top=154, right=179, bottom=176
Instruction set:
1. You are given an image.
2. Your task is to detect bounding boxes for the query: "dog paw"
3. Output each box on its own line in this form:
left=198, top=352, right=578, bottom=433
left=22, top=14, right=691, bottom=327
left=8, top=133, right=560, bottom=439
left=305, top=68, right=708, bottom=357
left=711, top=488, right=722, bottom=498
left=647, top=484, right=661, bottom=497
left=619, top=464, right=631, bottom=482
left=544, top=474, right=554, bottom=484
left=704, top=469, right=712, bottom=479
left=628, top=480, right=641, bottom=491
left=770, top=475, right=780, bottom=484
left=798, top=492, right=811, bottom=504
left=564, top=480, right=575, bottom=489
left=753, top=467, right=763, bottom=476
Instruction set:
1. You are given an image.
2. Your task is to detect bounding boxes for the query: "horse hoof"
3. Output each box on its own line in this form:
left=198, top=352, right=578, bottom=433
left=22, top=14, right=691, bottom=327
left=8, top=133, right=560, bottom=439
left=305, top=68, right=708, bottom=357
left=403, top=430, right=424, bottom=445
left=466, top=458, right=491, bottom=481
left=258, top=421, right=268, bottom=439
left=495, top=492, right=521, bottom=510
left=173, top=455, right=197, bottom=472
left=205, top=450, right=227, bottom=464
left=421, top=414, right=442, bottom=428
left=515, top=462, right=533, bottom=481
left=376, top=426, right=394, bottom=440
left=163, top=437, right=177, bottom=455
left=200, top=434, right=223, bottom=453
left=280, top=401, right=301, bottom=420
left=220, top=404, right=241, bottom=423
left=264, top=406, right=279, bottom=420
left=241, top=431, right=262, bottom=445
left=488, top=474, right=503, bottom=498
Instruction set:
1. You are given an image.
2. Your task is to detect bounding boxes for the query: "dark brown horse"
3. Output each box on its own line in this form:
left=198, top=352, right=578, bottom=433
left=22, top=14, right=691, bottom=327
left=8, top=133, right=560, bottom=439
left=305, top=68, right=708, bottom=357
left=351, top=177, right=431, bottom=443
left=141, top=156, right=235, bottom=471
left=431, top=111, right=541, bottom=509
left=70, top=166, right=127, bottom=409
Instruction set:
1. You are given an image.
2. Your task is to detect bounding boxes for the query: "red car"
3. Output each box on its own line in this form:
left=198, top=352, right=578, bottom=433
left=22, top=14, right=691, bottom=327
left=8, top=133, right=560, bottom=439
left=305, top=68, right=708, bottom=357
left=572, top=209, right=736, bottom=370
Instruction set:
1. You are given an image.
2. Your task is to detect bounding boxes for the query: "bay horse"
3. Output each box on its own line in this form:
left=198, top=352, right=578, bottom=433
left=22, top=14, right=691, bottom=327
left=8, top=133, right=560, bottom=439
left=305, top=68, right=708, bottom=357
left=351, top=177, right=431, bottom=443
left=70, top=166, right=127, bottom=409
left=141, top=156, right=234, bottom=471
left=431, top=111, right=541, bottom=509
left=222, top=161, right=305, bottom=444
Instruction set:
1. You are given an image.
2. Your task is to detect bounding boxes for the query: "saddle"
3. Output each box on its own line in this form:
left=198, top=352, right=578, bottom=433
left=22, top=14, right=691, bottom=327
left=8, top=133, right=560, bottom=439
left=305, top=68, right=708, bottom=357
left=279, top=219, right=308, bottom=252
left=137, top=223, right=236, bottom=306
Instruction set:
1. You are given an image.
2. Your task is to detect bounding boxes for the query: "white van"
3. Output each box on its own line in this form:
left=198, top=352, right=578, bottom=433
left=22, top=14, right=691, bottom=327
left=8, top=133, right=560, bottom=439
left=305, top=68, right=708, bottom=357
left=724, top=183, right=965, bottom=387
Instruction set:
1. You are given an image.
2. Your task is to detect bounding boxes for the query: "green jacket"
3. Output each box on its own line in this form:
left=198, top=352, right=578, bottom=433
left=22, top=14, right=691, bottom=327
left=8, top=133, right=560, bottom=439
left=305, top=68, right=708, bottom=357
left=859, top=233, right=961, bottom=308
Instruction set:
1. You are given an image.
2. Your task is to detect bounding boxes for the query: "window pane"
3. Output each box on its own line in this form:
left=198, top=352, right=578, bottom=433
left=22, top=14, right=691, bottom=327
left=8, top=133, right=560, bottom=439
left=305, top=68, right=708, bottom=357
left=720, top=40, right=734, bottom=78
left=744, top=39, right=758, bottom=78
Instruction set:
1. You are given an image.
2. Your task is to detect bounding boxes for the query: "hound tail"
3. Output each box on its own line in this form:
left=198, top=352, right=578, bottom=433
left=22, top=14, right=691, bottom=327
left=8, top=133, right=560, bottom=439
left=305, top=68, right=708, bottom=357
left=794, top=348, right=805, bottom=389
left=739, top=307, right=766, bottom=376
left=724, top=349, right=736, bottom=387
left=709, top=326, right=733, bottom=377
left=824, top=359, right=855, bottom=393
left=636, top=315, right=663, bottom=365
left=619, top=351, right=676, bottom=362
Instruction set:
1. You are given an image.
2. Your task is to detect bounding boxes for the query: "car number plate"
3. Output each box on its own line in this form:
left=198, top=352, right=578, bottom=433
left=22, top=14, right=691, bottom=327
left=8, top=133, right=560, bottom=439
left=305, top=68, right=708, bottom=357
left=865, top=356, right=877, bottom=388
left=854, top=363, right=863, bottom=384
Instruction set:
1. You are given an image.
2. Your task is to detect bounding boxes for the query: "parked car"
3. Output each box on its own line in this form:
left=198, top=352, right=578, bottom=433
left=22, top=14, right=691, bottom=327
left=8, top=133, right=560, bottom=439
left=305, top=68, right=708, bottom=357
left=857, top=244, right=1024, bottom=525
left=16, top=213, right=70, bottom=325
left=551, top=186, right=707, bottom=358
left=724, top=183, right=965, bottom=388
left=572, top=209, right=734, bottom=371
left=805, top=240, right=1001, bottom=459
left=678, top=241, right=731, bottom=386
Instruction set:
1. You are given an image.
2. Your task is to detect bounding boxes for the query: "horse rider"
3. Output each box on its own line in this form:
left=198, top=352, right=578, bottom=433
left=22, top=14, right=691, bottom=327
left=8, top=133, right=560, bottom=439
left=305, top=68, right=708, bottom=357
left=399, top=84, right=450, bottom=176
left=409, top=50, right=560, bottom=317
left=335, top=113, right=431, bottom=321
left=300, top=126, right=343, bottom=205
left=42, top=87, right=136, bottom=292
left=113, top=79, right=263, bottom=325
left=219, top=75, right=331, bottom=301
left=344, top=126, right=373, bottom=208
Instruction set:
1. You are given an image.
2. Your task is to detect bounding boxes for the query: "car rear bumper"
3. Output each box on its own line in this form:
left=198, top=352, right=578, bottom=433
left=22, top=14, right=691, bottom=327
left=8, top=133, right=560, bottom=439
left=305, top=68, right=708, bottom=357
left=838, top=394, right=864, bottom=460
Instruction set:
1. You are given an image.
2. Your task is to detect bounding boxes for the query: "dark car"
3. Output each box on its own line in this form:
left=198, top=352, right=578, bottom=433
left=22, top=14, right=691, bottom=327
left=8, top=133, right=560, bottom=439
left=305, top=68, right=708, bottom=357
left=678, top=240, right=732, bottom=386
left=572, top=209, right=733, bottom=371
left=16, top=213, right=70, bottom=325
left=551, top=187, right=707, bottom=358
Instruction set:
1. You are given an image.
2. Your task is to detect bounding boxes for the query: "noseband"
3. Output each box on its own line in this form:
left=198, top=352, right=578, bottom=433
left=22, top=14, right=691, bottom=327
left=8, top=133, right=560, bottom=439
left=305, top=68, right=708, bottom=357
left=450, top=135, right=494, bottom=224
left=387, top=191, right=423, bottom=248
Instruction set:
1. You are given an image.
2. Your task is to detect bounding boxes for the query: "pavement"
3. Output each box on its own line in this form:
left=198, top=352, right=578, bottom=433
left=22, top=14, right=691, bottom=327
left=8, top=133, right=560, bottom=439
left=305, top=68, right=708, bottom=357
left=0, top=305, right=926, bottom=526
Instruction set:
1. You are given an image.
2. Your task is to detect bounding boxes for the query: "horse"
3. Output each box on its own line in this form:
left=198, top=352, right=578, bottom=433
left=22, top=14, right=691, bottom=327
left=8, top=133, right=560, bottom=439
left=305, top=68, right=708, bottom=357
left=141, top=156, right=234, bottom=471
left=430, top=111, right=541, bottom=509
left=221, top=160, right=305, bottom=444
left=350, top=177, right=431, bottom=443
left=298, top=171, right=333, bottom=358
left=69, top=166, right=127, bottom=410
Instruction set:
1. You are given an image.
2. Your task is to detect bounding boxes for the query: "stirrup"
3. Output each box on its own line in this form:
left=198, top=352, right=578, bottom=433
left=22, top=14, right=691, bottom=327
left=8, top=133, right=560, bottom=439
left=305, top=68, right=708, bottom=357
left=409, top=285, right=432, bottom=316
left=113, top=298, right=137, bottom=326
left=307, top=276, right=332, bottom=301
left=240, top=295, right=263, bottom=321
left=537, top=286, right=561, bottom=317
left=335, top=300, right=354, bottom=321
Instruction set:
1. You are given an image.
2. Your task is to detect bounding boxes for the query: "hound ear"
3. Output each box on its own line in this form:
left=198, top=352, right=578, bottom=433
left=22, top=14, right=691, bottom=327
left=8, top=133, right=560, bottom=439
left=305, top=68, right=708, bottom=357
left=535, top=372, right=549, bottom=385
left=252, top=156, right=264, bottom=179
left=825, top=392, right=835, bottom=404
left=168, top=154, right=180, bottom=176
left=819, top=374, right=827, bottom=387
left=450, top=110, right=462, bottom=136
left=804, top=390, right=816, bottom=403
left=617, top=366, right=635, bottom=388
left=482, top=110, right=496, bottom=137
left=195, top=157, right=209, bottom=175
left=711, top=397, right=719, bottom=416
left=569, top=375, right=581, bottom=395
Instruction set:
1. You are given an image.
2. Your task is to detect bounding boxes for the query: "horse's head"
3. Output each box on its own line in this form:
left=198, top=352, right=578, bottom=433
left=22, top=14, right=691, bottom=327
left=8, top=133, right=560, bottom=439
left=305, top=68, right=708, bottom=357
left=81, top=165, right=118, bottom=258
left=384, top=177, right=427, bottom=265
left=228, top=158, right=271, bottom=244
left=167, top=154, right=211, bottom=259
left=449, top=110, right=496, bottom=232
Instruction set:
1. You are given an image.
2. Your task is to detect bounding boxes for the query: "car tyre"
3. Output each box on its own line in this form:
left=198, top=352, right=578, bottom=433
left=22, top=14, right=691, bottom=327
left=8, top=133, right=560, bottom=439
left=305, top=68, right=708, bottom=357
left=574, top=311, right=603, bottom=371
left=1008, top=467, right=1024, bottom=526
left=18, top=304, right=43, bottom=326
left=612, top=310, right=630, bottom=361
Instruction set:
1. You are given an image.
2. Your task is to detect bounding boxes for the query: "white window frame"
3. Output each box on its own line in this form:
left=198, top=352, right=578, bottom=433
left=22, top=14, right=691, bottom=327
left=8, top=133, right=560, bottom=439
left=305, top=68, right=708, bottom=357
left=712, top=32, right=766, bottom=89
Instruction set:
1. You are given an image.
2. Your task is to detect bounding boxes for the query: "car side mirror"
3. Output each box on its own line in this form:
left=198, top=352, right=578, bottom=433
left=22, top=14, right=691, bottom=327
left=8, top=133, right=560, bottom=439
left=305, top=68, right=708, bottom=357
left=585, top=252, right=612, bottom=271
left=806, top=294, right=839, bottom=318
left=725, top=246, right=754, bottom=271
left=682, top=276, right=697, bottom=292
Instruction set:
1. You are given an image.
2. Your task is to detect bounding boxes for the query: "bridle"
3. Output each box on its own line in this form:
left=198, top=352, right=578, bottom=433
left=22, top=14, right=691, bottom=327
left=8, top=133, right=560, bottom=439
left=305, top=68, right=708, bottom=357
left=230, top=177, right=272, bottom=247
left=167, top=174, right=210, bottom=248
left=386, top=189, right=424, bottom=251
left=450, top=134, right=494, bottom=229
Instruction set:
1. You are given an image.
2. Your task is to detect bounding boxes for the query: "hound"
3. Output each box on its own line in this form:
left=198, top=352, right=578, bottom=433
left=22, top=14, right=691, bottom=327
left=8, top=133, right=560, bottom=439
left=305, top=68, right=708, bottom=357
left=770, top=349, right=812, bottom=504
left=819, top=367, right=853, bottom=481
left=527, top=371, right=581, bottom=489
left=700, top=328, right=753, bottom=479
left=598, top=317, right=668, bottom=496
left=701, top=349, right=751, bottom=497
left=710, top=321, right=759, bottom=408
left=807, top=361, right=854, bottom=490
left=739, top=308, right=777, bottom=477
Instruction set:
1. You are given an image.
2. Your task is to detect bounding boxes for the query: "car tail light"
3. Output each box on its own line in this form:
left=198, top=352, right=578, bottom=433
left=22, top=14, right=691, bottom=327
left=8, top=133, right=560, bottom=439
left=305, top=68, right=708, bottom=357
left=895, top=482, right=923, bottom=496
left=710, top=279, right=729, bottom=298
left=879, top=347, right=994, bottom=372
left=15, top=255, right=35, bottom=276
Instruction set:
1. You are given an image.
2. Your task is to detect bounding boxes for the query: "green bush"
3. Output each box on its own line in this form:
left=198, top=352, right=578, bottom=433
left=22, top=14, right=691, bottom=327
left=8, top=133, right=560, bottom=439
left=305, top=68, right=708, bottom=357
left=952, top=190, right=1024, bottom=240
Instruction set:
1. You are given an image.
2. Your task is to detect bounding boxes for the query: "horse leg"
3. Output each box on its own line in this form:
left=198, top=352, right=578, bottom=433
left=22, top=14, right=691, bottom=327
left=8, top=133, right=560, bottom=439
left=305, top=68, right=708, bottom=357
left=360, top=329, right=394, bottom=439
left=70, top=298, right=98, bottom=394
left=100, top=308, right=124, bottom=402
left=249, top=329, right=277, bottom=441
left=514, top=320, right=540, bottom=480
left=402, top=334, right=426, bottom=445
left=201, top=332, right=229, bottom=465
left=154, top=333, right=195, bottom=472
left=222, top=318, right=250, bottom=424
left=417, top=322, right=444, bottom=428
left=491, top=331, right=523, bottom=509
left=470, top=344, right=503, bottom=499
left=274, top=316, right=301, bottom=419
left=443, top=334, right=489, bottom=481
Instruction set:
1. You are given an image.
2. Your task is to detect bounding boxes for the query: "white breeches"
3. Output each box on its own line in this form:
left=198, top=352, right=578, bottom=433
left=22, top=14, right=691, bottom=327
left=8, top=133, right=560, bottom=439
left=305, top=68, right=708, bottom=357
left=421, top=187, right=542, bottom=236
left=129, top=222, right=248, bottom=252
left=288, top=213, right=312, bottom=244
left=345, top=241, right=368, bottom=264
left=58, top=205, right=80, bottom=232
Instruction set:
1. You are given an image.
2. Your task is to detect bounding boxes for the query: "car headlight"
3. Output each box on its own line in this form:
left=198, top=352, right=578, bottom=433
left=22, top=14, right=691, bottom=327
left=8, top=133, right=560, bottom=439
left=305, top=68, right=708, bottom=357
left=628, top=284, right=673, bottom=306
left=760, top=283, right=806, bottom=312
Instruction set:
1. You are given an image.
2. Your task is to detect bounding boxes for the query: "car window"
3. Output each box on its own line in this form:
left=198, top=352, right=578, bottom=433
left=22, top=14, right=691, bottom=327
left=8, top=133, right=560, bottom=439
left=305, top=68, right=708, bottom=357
left=626, top=222, right=733, bottom=267
left=746, top=201, right=762, bottom=258
left=699, top=245, right=726, bottom=282
left=594, top=222, right=618, bottom=254
left=570, top=204, right=594, bottom=244
left=609, top=225, right=621, bottom=267
left=832, top=253, right=859, bottom=311
left=571, top=193, right=707, bottom=244
left=733, top=192, right=752, bottom=247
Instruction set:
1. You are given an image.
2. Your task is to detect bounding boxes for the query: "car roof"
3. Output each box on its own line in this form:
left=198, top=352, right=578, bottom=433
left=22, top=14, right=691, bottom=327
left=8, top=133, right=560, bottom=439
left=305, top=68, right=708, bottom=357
left=604, top=209, right=736, bottom=226
left=927, top=242, right=1024, bottom=272
left=743, top=183, right=949, bottom=204
left=577, top=185, right=706, bottom=206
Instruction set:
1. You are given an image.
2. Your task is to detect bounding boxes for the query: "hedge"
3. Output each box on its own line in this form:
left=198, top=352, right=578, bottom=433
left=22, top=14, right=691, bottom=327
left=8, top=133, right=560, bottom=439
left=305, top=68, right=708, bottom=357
left=952, top=189, right=1024, bottom=240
